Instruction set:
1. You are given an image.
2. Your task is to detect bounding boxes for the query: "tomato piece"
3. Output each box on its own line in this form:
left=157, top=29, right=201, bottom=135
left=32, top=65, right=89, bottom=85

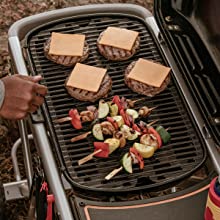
left=94, top=142, right=109, bottom=158
left=69, top=109, right=82, bottom=129
left=132, top=123, right=141, bottom=132
left=107, top=117, right=119, bottom=130
left=112, top=95, right=123, bottom=111
left=148, top=127, right=162, bottom=149
left=120, top=109, right=130, bottom=127
left=129, top=147, right=144, bottom=169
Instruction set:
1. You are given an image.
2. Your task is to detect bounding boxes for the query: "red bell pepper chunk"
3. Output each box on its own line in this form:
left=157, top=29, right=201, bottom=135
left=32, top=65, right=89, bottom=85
left=129, top=147, right=144, bottom=169
left=132, top=123, right=141, bottom=133
left=69, top=109, right=82, bottom=129
left=112, top=95, right=123, bottom=111
left=148, top=127, right=162, bottom=149
left=107, top=117, right=119, bottom=130
left=94, top=142, right=109, bottom=158
left=120, top=109, right=130, bottom=127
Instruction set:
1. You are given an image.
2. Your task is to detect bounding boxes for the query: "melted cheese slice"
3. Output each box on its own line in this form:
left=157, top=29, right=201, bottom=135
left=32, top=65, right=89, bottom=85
left=99, top=27, right=139, bottom=51
left=128, top=58, right=171, bottom=88
left=49, top=32, right=85, bottom=56
left=66, top=63, right=107, bottom=92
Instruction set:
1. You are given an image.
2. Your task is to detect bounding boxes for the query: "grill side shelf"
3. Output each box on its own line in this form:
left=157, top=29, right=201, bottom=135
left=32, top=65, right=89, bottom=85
left=24, top=13, right=206, bottom=193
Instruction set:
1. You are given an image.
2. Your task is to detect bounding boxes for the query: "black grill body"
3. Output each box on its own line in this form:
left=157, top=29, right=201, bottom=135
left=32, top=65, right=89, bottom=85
left=24, top=13, right=206, bottom=193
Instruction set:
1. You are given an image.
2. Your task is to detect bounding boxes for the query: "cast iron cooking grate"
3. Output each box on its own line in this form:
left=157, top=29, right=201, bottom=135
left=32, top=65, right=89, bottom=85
left=24, top=13, right=206, bottom=193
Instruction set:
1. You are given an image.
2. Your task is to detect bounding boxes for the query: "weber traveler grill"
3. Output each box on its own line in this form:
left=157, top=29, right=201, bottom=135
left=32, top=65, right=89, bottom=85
left=7, top=1, right=220, bottom=220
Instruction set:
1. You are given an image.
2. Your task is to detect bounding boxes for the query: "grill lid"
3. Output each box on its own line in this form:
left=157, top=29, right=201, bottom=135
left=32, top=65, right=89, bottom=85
left=154, top=0, right=220, bottom=147
left=24, top=12, right=206, bottom=193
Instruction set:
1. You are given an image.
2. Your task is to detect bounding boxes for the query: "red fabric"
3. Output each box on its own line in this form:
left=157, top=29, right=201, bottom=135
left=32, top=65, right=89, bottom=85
left=204, top=207, right=214, bottom=220
left=209, top=177, right=220, bottom=207
left=46, top=194, right=55, bottom=220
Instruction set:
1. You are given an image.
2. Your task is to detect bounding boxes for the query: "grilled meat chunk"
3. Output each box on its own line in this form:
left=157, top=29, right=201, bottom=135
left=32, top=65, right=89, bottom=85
left=97, top=32, right=140, bottom=61
left=124, top=61, right=171, bottom=97
left=65, top=74, right=112, bottom=102
left=44, top=38, right=89, bottom=66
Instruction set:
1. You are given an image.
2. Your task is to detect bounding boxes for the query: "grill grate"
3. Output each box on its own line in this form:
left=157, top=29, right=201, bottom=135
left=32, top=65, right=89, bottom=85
left=25, top=13, right=206, bottom=192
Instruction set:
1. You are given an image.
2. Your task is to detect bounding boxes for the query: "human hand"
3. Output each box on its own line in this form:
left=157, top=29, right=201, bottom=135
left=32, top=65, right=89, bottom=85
left=0, top=75, right=47, bottom=120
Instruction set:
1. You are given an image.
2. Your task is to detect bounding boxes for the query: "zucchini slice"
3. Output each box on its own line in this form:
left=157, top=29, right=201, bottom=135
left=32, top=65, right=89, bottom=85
left=121, top=153, right=133, bottom=173
left=92, top=124, right=104, bottom=140
left=98, top=99, right=109, bottom=119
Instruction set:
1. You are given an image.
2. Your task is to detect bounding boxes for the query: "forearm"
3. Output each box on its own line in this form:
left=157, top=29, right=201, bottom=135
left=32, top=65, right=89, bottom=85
left=0, top=80, right=5, bottom=110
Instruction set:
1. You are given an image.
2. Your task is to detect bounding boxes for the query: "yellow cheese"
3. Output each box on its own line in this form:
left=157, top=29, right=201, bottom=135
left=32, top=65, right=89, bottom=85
left=99, top=27, right=139, bottom=51
left=49, top=32, right=85, bottom=56
left=127, top=58, right=171, bottom=88
left=66, top=63, right=107, bottom=92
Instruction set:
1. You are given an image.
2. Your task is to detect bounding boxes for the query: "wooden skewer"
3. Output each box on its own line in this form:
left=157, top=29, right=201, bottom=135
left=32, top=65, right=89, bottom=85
left=54, top=116, right=72, bottom=123
left=105, top=166, right=123, bottom=180
left=132, top=98, right=146, bottom=103
left=147, top=119, right=159, bottom=127
left=149, top=106, right=157, bottom=111
left=71, top=131, right=91, bottom=143
left=78, top=149, right=102, bottom=166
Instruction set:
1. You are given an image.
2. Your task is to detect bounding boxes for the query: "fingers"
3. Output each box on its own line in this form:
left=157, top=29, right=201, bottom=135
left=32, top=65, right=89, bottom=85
left=34, top=84, right=48, bottom=96
left=16, top=74, right=42, bottom=83
left=32, top=95, right=45, bottom=107
left=28, top=104, right=38, bottom=113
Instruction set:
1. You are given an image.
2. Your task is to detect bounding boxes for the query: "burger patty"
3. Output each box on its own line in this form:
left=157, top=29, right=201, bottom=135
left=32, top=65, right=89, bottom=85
left=124, top=61, right=171, bottom=97
left=44, top=38, right=89, bottom=66
left=97, top=32, right=140, bottom=61
left=65, top=74, right=112, bottom=102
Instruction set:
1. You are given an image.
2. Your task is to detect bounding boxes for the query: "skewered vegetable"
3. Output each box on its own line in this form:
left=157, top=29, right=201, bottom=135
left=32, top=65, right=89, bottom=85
left=121, top=153, right=133, bottom=173
left=69, top=109, right=82, bottom=129
left=140, top=134, right=159, bottom=151
left=94, top=142, right=109, bottom=158
left=126, top=109, right=139, bottom=120
left=133, top=143, right=155, bottom=158
left=98, top=99, right=109, bottom=119
left=138, top=106, right=156, bottom=117
left=92, top=124, right=104, bottom=140
left=112, top=115, right=124, bottom=127
left=148, top=127, right=162, bottom=149
left=108, top=102, right=119, bottom=116
left=104, top=138, right=120, bottom=154
left=113, top=131, right=126, bottom=148
left=129, top=147, right=144, bottom=169
left=156, top=125, right=171, bottom=144
left=101, top=121, right=116, bottom=136
left=80, top=111, right=95, bottom=122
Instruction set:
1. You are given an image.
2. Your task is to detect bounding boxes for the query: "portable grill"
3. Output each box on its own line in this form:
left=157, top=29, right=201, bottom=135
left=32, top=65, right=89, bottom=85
left=6, top=1, right=220, bottom=220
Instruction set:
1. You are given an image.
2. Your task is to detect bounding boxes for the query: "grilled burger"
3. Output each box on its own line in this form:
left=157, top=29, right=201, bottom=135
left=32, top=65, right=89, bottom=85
left=65, top=74, right=112, bottom=102
left=65, top=63, right=112, bottom=102
left=124, top=60, right=171, bottom=97
left=97, top=27, right=140, bottom=61
left=44, top=36, right=89, bottom=66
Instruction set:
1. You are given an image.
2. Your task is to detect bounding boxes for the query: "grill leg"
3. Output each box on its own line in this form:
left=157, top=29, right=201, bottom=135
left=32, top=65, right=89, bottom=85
left=18, top=119, right=33, bottom=188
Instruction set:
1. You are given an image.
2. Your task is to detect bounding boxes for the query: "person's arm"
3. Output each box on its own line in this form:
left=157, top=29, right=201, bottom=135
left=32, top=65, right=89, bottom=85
left=0, top=75, right=47, bottom=120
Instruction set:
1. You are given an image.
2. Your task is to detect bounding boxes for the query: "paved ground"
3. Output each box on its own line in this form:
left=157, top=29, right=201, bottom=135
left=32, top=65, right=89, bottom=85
left=0, top=1, right=153, bottom=219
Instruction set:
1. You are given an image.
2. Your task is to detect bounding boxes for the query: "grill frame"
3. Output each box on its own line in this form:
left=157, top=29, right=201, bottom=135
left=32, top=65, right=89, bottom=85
left=23, top=12, right=207, bottom=193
